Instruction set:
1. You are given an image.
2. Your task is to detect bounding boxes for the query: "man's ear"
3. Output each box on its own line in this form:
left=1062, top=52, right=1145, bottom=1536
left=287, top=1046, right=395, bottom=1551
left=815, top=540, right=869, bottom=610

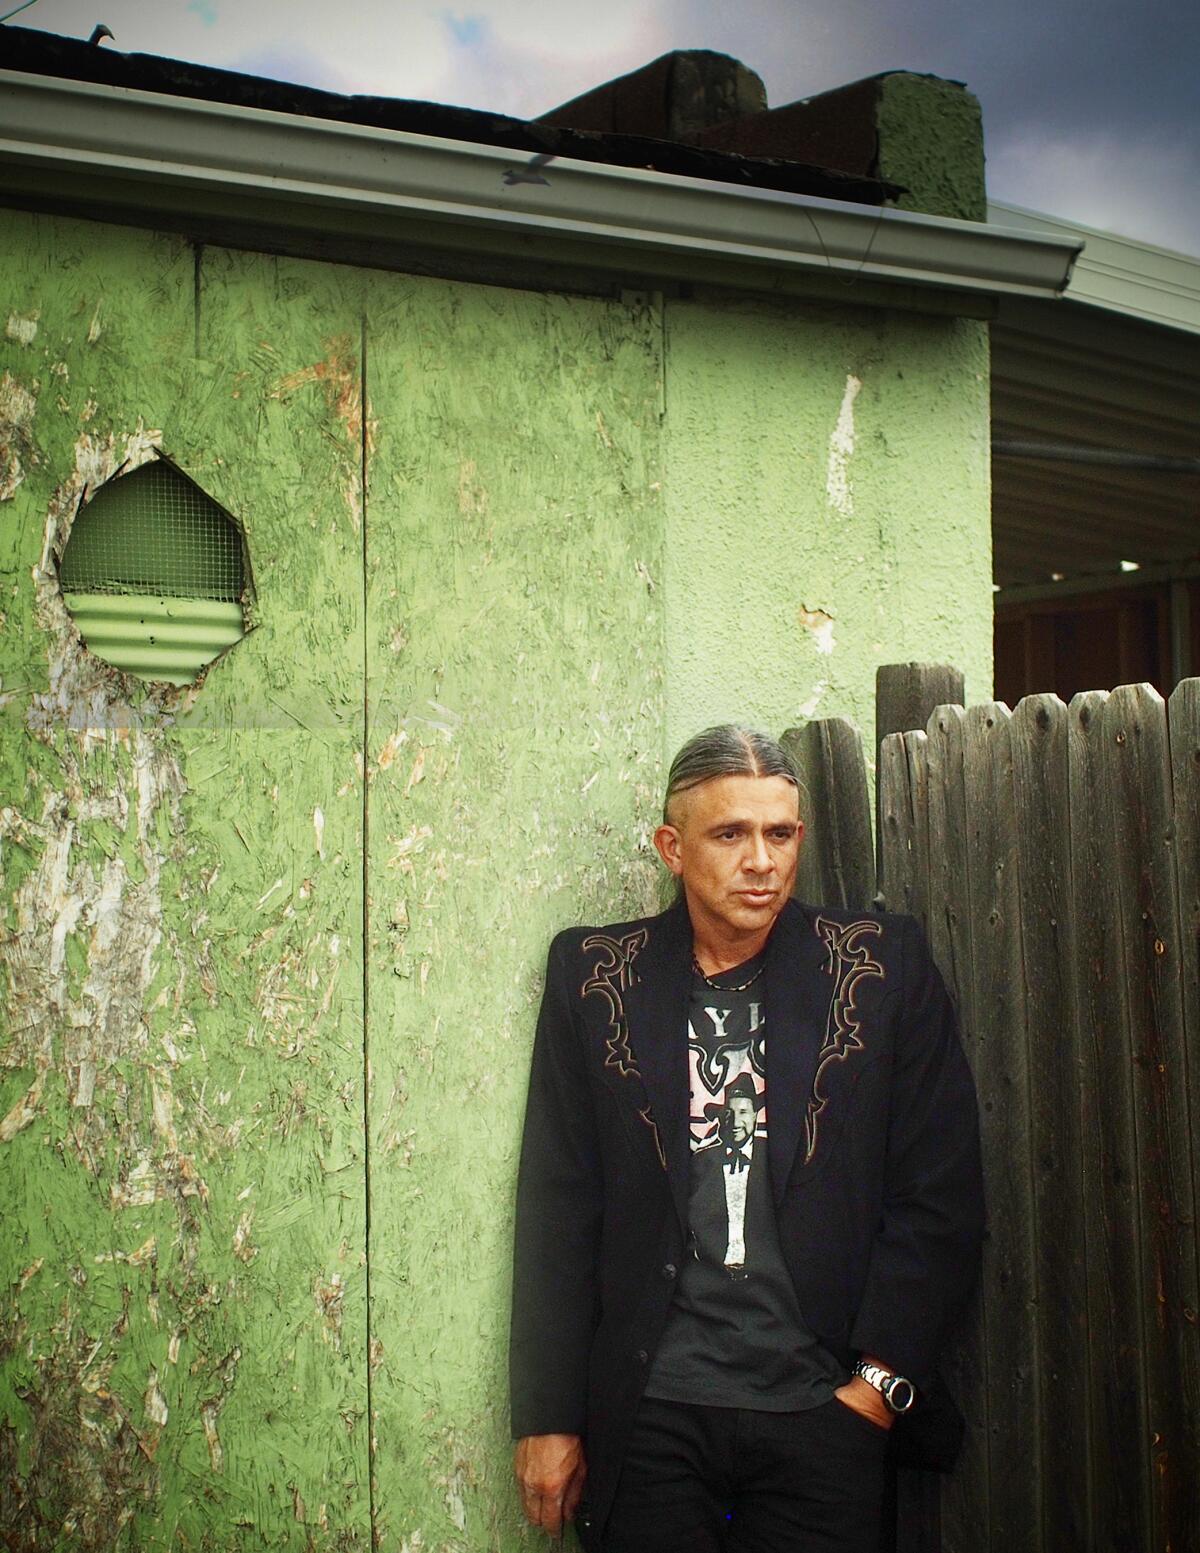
left=653, top=823, right=684, bottom=877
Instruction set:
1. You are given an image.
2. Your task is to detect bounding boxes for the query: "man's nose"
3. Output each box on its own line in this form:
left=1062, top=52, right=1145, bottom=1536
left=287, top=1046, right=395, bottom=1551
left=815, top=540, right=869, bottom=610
left=744, top=832, right=772, bottom=872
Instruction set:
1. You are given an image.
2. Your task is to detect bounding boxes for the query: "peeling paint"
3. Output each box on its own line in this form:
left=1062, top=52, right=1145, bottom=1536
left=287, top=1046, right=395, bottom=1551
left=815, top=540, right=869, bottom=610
left=826, top=372, right=862, bottom=515
left=0, top=367, right=39, bottom=500
left=798, top=603, right=837, bottom=655
left=143, top=1370, right=169, bottom=1429
left=199, top=1346, right=241, bottom=1474
left=5, top=310, right=39, bottom=345
left=269, top=336, right=374, bottom=533
left=376, top=729, right=407, bottom=770
left=797, top=679, right=830, bottom=719
left=313, top=1272, right=345, bottom=1349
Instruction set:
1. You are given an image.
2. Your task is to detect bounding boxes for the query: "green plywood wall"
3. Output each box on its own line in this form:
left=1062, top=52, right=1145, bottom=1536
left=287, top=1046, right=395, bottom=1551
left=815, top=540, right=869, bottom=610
left=2, top=209, right=992, bottom=1549
left=361, top=278, right=663, bottom=1548
left=0, top=217, right=370, bottom=1550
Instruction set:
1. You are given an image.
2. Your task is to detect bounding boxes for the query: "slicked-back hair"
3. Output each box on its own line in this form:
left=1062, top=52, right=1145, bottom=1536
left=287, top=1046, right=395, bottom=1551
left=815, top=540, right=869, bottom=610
left=663, top=724, right=800, bottom=822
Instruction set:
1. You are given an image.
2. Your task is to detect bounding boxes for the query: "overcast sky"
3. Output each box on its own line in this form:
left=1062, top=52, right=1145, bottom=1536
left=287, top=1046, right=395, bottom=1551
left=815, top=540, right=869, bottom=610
left=14, top=0, right=1200, bottom=257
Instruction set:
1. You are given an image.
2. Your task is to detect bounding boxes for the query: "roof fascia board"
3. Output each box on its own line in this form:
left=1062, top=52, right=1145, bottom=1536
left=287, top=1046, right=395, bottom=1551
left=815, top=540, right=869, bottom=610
left=0, top=70, right=1079, bottom=301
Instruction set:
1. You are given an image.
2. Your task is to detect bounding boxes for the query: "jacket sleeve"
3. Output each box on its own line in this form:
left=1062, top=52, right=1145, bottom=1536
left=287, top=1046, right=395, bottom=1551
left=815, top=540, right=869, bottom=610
left=848, top=916, right=985, bottom=1388
left=509, top=932, right=604, bottom=1439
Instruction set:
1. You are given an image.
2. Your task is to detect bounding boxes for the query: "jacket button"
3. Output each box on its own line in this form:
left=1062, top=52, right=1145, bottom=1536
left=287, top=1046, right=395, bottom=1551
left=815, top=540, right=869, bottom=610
left=662, top=1263, right=677, bottom=1280
left=634, top=1349, right=648, bottom=1365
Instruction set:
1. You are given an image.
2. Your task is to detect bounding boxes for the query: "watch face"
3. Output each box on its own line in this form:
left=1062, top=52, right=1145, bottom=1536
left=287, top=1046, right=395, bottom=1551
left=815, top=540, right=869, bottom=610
left=884, top=1376, right=915, bottom=1414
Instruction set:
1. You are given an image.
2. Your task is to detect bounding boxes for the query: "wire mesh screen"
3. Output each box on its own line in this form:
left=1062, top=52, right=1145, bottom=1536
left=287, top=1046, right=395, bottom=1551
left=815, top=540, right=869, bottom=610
left=59, top=459, right=245, bottom=601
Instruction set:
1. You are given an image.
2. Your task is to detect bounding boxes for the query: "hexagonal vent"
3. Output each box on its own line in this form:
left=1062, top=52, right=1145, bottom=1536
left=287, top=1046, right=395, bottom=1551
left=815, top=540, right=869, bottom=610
left=59, top=457, right=248, bottom=686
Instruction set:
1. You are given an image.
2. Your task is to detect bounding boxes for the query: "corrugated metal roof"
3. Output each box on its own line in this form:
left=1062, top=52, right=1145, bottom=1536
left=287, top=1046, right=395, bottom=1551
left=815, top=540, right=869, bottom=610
left=990, top=285, right=1200, bottom=587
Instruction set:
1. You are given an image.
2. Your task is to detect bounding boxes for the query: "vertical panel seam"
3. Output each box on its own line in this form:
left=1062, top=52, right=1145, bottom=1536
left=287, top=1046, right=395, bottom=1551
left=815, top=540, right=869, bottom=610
left=360, top=306, right=377, bottom=1546
left=193, top=242, right=202, bottom=358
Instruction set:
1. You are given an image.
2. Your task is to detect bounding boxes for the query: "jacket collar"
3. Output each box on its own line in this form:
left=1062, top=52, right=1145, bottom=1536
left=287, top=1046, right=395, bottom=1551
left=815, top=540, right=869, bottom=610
left=624, top=896, right=830, bottom=1229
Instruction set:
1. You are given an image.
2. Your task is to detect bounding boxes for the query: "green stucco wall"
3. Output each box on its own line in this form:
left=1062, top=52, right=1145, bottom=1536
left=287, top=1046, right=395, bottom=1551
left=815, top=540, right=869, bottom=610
left=1, top=208, right=990, bottom=1549
left=662, top=293, right=992, bottom=758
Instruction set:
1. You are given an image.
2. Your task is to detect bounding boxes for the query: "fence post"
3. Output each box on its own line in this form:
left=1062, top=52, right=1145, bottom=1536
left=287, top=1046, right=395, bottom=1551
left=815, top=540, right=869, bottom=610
left=781, top=718, right=875, bottom=910
left=875, top=664, right=965, bottom=878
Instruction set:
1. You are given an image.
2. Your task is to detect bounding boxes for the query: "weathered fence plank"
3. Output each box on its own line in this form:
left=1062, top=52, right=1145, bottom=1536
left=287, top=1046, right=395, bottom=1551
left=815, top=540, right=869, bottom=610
left=1068, top=688, right=1147, bottom=1551
left=876, top=665, right=965, bottom=874
left=962, top=702, right=1041, bottom=1551
left=1168, top=678, right=1200, bottom=1553
left=1168, top=680, right=1200, bottom=1361
left=920, top=702, right=986, bottom=1553
left=876, top=663, right=967, bottom=761
left=880, top=727, right=938, bottom=1553
left=879, top=730, right=929, bottom=933
left=783, top=718, right=875, bottom=910
left=1101, top=684, right=1200, bottom=1550
left=1010, top=693, right=1090, bottom=1552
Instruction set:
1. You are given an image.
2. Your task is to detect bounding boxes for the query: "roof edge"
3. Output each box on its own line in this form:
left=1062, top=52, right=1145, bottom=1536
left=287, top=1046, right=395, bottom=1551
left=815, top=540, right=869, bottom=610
left=989, top=199, right=1200, bottom=335
left=0, top=70, right=1080, bottom=301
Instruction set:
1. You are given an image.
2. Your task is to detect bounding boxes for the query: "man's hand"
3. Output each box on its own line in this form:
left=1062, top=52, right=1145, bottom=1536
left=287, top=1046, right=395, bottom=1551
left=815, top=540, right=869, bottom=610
left=834, top=1363, right=895, bottom=1431
left=514, top=1433, right=587, bottom=1535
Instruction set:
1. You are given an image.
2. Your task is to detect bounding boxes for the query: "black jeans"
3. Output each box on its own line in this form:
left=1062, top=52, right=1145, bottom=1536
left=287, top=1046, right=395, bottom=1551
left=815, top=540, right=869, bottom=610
left=600, top=1395, right=891, bottom=1553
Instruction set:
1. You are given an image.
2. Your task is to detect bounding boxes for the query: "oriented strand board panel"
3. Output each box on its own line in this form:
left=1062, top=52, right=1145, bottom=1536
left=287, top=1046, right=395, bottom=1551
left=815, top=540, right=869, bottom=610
left=0, top=215, right=369, bottom=1549
left=362, top=275, right=664, bottom=1549
left=662, top=295, right=992, bottom=753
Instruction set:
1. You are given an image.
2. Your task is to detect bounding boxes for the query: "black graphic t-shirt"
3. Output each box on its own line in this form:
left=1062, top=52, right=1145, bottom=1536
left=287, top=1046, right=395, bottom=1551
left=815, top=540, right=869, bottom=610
left=644, top=954, right=844, bottom=1411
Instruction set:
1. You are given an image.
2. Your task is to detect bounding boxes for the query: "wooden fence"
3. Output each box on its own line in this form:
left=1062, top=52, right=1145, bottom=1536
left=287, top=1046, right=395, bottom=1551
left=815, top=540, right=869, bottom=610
left=783, top=670, right=1200, bottom=1553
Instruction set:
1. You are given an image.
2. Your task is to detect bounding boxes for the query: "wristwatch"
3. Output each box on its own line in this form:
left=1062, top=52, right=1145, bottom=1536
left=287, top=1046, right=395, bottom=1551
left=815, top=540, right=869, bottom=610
left=852, top=1359, right=916, bottom=1415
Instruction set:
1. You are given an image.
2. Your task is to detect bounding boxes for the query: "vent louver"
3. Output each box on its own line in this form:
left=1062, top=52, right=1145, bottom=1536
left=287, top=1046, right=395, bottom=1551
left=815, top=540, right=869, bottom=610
left=59, top=458, right=248, bottom=686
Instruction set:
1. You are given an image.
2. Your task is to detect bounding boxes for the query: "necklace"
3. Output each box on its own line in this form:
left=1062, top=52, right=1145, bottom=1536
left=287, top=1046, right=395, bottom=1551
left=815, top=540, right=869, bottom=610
left=691, top=954, right=765, bottom=994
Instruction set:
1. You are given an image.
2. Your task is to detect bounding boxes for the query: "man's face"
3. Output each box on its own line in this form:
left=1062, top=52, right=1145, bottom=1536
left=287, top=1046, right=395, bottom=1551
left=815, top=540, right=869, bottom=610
left=728, top=1095, right=757, bottom=1145
left=653, top=773, right=803, bottom=947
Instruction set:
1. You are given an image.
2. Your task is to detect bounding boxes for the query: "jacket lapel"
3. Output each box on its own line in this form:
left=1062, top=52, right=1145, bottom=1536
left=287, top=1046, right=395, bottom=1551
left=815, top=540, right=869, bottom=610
left=623, top=897, right=693, bottom=1234
left=764, top=901, right=830, bottom=1205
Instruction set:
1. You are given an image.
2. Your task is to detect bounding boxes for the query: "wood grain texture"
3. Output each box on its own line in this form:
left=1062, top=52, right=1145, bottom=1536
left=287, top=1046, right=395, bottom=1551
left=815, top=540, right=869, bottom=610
left=1068, top=688, right=1146, bottom=1552
left=962, top=702, right=1040, bottom=1551
left=878, top=728, right=929, bottom=932
left=784, top=717, right=875, bottom=909
left=875, top=664, right=965, bottom=875
left=1009, top=693, right=1089, bottom=1552
left=1100, top=685, right=1199, bottom=1551
left=921, top=702, right=986, bottom=1553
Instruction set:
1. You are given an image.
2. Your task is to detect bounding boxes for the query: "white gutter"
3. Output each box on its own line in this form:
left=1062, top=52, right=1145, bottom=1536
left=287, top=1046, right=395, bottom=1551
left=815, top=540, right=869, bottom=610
left=0, top=71, right=1081, bottom=300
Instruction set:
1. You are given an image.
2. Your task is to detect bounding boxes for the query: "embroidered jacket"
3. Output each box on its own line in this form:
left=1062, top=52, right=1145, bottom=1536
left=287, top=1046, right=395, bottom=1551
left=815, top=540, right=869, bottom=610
left=510, top=896, right=983, bottom=1540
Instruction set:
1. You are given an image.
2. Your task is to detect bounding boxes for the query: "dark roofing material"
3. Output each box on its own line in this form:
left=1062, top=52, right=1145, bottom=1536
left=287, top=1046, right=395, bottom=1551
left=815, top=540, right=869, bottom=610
left=0, top=24, right=902, bottom=206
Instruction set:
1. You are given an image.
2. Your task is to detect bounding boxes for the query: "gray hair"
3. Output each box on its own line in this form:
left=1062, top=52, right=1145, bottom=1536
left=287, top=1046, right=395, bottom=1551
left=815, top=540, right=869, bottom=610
left=663, top=725, right=799, bottom=821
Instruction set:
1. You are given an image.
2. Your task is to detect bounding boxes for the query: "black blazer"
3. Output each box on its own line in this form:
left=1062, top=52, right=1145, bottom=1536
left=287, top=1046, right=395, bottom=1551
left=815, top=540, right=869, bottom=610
left=510, top=896, right=983, bottom=1538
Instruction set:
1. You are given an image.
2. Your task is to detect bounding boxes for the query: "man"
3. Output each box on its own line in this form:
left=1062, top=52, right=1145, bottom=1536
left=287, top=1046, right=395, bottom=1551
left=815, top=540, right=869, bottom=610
left=511, top=725, right=983, bottom=1551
